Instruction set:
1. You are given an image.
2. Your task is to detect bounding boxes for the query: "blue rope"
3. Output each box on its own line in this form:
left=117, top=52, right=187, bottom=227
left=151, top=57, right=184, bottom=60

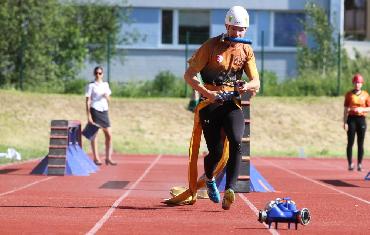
left=224, top=36, right=252, bottom=45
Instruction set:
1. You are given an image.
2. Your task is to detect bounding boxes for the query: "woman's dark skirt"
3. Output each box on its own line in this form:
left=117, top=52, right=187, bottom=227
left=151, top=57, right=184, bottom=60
left=90, top=108, right=111, bottom=128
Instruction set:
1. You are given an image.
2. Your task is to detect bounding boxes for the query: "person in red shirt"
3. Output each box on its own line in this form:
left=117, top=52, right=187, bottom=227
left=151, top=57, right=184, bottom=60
left=343, top=74, right=370, bottom=171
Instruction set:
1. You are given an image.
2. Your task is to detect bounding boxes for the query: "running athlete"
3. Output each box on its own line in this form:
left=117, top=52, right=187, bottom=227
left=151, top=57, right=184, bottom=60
left=343, top=74, right=370, bottom=171
left=183, top=6, right=260, bottom=210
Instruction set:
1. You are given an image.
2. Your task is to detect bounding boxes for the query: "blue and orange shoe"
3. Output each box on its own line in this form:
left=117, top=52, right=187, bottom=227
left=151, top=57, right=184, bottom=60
left=205, top=179, right=220, bottom=203
left=222, top=188, right=235, bottom=210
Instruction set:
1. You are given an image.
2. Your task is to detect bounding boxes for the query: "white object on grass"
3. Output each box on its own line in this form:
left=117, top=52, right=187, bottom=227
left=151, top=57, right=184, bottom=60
left=0, top=148, right=22, bottom=161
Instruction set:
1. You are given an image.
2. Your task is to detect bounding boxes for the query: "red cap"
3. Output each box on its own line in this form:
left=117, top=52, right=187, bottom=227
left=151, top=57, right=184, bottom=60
left=352, top=74, right=364, bottom=84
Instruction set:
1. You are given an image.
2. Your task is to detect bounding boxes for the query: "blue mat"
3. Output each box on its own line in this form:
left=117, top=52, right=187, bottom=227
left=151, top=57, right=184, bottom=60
left=30, top=156, right=48, bottom=175
left=365, top=172, right=370, bottom=180
left=249, top=163, right=274, bottom=192
left=31, top=144, right=98, bottom=176
left=216, top=163, right=274, bottom=192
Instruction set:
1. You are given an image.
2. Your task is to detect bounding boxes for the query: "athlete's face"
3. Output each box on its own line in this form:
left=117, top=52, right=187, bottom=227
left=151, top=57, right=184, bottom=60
left=226, top=25, right=247, bottom=38
left=94, top=69, right=104, bottom=80
left=353, top=82, right=363, bottom=91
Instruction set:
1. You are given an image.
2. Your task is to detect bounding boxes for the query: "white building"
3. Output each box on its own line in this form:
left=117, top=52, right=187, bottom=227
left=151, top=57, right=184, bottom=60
left=79, top=0, right=344, bottom=82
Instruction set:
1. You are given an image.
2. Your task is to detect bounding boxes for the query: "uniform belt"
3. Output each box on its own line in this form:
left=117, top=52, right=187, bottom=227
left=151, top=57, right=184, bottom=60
left=204, top=83, right=236, bottom=92
left=203, top=84, right=240, bottom=103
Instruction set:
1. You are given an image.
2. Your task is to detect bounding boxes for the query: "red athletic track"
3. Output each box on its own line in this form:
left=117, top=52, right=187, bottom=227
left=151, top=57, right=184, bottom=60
left=0, top=155, right=369, bottom=234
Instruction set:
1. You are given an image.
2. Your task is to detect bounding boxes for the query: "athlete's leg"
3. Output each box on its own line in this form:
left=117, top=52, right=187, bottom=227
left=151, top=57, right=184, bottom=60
left=199, top=104, right=224, bottom=179
left=347, top=117, right=356, bottom=170
left=102, top=127, right=116, bottom=165
left=222, top=103, right=244, bottom=191
left=91, top=134, right=101, bottom=164
left=356, top=117, right=366, bottom=170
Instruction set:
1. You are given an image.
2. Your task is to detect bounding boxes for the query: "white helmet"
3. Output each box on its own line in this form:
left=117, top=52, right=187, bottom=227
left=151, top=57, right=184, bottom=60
left=225, top=6, right=249, bottom=28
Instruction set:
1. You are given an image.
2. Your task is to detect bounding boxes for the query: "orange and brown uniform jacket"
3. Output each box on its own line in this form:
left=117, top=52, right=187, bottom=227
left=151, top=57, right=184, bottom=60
left=188, top=34, right=259, bottom=85
left=344, top=90, right=370, bottom=116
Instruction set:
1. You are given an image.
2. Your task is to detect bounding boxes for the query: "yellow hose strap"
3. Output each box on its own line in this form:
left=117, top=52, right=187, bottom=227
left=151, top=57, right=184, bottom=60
left=163, top=100, right=230, bottom=205
left=170, top=186, right=209, bottom=199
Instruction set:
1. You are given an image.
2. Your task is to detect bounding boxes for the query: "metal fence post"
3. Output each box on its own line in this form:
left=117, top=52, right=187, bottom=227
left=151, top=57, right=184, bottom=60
left=107, top=33, right=111, bottom=84
left=184, top=31, right=190, bottom=97
left=260, top=30, right=265, bottom=95
left=19, top=34, right=25, bottom=91
left=337, top=33, right=341, bottom=96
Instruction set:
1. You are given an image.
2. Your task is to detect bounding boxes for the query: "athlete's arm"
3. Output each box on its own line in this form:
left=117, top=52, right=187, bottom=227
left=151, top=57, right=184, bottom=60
left=352, top=106, right=370, bottom=113
left=343, top=106, right=349, bottom=131
left=86, top=97, right=94, bottom=124
left=238, top=77, right=260, bottom=94
left=184, top=67, right=218, bottom=102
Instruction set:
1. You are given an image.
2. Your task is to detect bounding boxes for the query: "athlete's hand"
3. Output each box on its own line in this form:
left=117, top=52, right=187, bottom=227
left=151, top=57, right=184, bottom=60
left=353, top=107, right=365, bottom=114
left=235, top=80, right=246, bottom=93
left=237, top=82, right=259, bottom=95
left=343, top=123, right=348, bottom=131
left=205, top=90, right=223, bottom=103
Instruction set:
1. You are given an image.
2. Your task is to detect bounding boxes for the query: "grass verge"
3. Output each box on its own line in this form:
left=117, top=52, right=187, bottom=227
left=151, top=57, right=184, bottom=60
left=1, top=90, right=365, bottom=164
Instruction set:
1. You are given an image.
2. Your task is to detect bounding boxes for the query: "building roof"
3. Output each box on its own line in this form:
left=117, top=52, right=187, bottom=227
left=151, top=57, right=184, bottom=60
left=70, top=0, right=328, bottom=10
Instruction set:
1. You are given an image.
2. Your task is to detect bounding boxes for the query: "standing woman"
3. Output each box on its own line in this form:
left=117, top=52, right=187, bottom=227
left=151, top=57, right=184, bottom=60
left=343, top=74, right=370, bottom=171
left=85, top=66, right=117, bottom=166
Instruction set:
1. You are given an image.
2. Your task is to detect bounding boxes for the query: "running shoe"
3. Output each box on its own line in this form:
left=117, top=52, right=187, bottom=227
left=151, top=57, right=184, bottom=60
left=222, top=188, right=235, bottom=210
left=205, top=179, right=220, bottom=203
left=357, top=163, right=362, bottom=172
left=348, top=163, right=354, bottom=171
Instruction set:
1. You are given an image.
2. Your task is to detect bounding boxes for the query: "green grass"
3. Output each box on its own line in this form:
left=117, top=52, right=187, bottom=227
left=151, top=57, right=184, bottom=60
left=1, top=89, right=365, bottom=165
left=0, top=144, right=44, bottom=164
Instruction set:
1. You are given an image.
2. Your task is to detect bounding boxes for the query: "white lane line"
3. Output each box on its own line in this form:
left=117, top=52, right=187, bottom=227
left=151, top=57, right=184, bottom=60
left=258, top=179, right=272, bottom=192
left=0, top=176, right=55, bottom=197
left=86, top=154, right=163, bottom=235
left=259, top=159, right=370, bottom=205
left=239, top=194, right=279, bottom=235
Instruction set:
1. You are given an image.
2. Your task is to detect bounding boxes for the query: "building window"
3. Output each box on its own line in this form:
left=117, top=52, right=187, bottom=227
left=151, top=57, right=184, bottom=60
left=178, top=10, right=210, bottom=44
left=274, top=12, right=305, bottom=47
left=161, top=9, right=210, bottom=45
left=344, top=0, right=367, bottom=39
left=162, top=10, right=173, bottom=44
left=256, top=11, right=270, bottom=47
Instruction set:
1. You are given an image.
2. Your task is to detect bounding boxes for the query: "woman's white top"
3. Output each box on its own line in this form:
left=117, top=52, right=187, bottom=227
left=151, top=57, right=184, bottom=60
left=85, top=81, right=112, bottom=111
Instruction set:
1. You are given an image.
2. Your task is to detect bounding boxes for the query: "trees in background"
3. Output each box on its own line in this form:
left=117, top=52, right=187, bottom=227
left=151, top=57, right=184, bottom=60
left=0, top=0, right=134, bottom=92
left=271, top=1, right=370, bottom=96
left=297, top=2, right=337, bottom=76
